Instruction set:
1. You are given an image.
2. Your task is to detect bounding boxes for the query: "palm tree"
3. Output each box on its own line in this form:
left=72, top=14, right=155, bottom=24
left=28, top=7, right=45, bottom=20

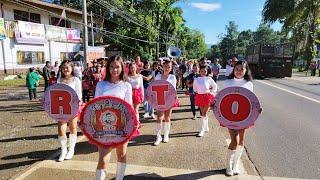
left=262, top=0, right=320, bottom=64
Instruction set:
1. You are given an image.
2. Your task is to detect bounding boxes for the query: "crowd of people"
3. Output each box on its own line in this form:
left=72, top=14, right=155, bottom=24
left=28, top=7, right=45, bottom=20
left=34, top=55, right=261, bottom=179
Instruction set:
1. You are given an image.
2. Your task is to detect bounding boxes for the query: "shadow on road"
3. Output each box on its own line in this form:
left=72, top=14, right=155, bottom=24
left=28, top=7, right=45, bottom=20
left=0, top=134, right=57, bottom=143
left=123, top=169, right=226, bottom=179
left=0, top=102, right=44, bottom=113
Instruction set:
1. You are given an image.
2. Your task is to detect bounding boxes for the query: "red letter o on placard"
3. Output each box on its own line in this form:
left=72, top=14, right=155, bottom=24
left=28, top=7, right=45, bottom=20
left=220, top=94, right=250, bottom=122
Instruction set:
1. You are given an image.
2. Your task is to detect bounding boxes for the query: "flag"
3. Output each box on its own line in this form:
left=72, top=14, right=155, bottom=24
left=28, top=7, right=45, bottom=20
left=56, top=9, right=66, bottom=26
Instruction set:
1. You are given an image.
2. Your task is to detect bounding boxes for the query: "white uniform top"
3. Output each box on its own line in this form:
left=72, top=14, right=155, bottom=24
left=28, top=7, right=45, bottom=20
left=128, top=75, right=143, bottom=89
left=223, top=78, right=253, bottom=92
left=57, top=77, right=82, bottom=100
left=95, top=80, right=133, bottom=105
left=226, top=65, right=233, bottom=76
left=155, top=74, right=177, bottom=90
left=193, top=76, right=218, bottom=94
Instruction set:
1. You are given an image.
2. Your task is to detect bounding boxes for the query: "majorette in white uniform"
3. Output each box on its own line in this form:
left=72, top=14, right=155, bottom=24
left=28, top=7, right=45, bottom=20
left=128, top=75, right=144, bottom=104
left=193, top=76, right=217, bottom=137
left=153, top=73, right=177, bottom=145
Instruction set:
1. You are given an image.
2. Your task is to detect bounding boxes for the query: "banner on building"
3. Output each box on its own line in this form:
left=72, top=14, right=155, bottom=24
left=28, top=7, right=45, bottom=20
left=67, top=29, right=81, bottom=43
left=15, top=21, right=46, bottom=44
left=46, top=25, right=67, bottom=42
left=5, top=21, right=17, bottom=38
left=0, top=18, right=5, bottom=40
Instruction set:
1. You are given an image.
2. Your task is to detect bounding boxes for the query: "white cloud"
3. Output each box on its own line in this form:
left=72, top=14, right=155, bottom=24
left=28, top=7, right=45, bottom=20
left=190, top=2, right=222, bottom=12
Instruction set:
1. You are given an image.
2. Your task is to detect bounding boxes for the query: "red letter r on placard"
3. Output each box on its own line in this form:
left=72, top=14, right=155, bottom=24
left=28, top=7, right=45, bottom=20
left=50, top=90, right=72, bottom=115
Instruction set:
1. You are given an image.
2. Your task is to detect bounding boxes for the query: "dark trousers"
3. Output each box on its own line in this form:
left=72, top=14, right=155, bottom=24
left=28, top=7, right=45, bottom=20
left=28, top=88, right=37, bottom=100
left=44, top=80, right=49, bottom=91
left=82, top=90, right=90, bottom=102
left=190, top=94, right=196, bottom=116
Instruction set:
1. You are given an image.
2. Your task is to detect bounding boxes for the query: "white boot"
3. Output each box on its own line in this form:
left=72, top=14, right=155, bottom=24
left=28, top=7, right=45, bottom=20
left=115, top=162, right=126, bottom=180
left=197, top=117, right=206, bottom=137
left=96, top=169, right=106, bottom=180
left=163, top=122, right=171, bottom=143
left=65, top=134, right=77, bottom=160
left=233, top=146, right=244, bottom=175
left=226, top=149, right=236, bottom=176
left=204, top=117, right=209, bottom=132
left=58, top=136, right=68, bottom=162
left=154, top=123, right=162, bottom=146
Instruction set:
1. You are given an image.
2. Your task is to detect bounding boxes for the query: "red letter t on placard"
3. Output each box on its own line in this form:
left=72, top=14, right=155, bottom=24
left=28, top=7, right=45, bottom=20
left=151, top=85, right=169, bottom=105
left=50, top=90, right=72, bottom=115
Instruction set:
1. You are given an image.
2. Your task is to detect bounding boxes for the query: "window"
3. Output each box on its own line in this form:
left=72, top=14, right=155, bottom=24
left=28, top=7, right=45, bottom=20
left=14, top=10, right=28, bottom=21
left=17, top=51, right=45, bottom=65
left=51, top=17, right=71, bottom=28
left=14, top=10, right=41, bottom=23
left=60, top=52, right=76, bottom=61
left=30, top=13, right=41, bottom=23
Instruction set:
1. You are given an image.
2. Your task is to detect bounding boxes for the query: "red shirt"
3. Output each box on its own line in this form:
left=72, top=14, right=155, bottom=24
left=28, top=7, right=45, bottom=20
left=48, top=77, right=57, bottom=86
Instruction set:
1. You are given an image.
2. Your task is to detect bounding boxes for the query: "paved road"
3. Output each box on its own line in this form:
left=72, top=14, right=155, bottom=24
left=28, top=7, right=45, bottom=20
left=244, top=78, right=320, bottom=179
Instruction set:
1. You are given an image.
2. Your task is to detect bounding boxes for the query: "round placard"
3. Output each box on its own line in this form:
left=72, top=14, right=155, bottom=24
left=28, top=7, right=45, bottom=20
left=79, top=96, right=138, bottom=148
left=213, top=87, right=261, bottom=129
left=44, top=83, right=80, bottom=122
left=146, top=80, right=177, bottom=111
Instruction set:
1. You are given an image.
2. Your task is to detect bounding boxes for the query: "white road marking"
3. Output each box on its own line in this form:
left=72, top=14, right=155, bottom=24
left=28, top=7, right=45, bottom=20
left=256, top=80, right=320, bottom=104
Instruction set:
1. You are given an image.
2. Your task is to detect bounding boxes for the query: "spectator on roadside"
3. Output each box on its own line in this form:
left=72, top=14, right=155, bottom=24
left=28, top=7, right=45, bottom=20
left=211, top=58, right=222, bottom=82
left=52, top=61, right=60, bottom=77
left=309, top=62, right=317, bottom=76
left=48, top=71, right=57, bottom=86
left=140, top=61, right=155, bottom=119
left=26, top=67, right=40, bottom=101
left=42, top=61, right=51, bottom=91
left=74, top=61, right=83, bottom=80
left=134, top=55, right=144, bottom=73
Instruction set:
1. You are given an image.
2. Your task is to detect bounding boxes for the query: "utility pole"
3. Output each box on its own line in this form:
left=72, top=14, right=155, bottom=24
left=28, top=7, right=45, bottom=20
left=82, top=0, right=88, bottom=66
left=156, top=10, right=160, bottom=60
left=90, top=11, right=94, bottom=47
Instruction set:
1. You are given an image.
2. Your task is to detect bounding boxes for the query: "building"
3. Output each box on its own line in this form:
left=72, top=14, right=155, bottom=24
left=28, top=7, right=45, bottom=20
left=0, top=0, right=83, bottom=75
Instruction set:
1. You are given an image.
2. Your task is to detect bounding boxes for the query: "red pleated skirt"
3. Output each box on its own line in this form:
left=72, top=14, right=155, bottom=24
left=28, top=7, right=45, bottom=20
left=195, top=93, right=214, bottom=107
left=132, top=88, right=143, bottom=104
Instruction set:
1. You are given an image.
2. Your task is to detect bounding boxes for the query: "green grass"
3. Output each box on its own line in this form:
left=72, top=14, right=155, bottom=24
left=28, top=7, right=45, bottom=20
left=0, top=78, right=27, bottom=89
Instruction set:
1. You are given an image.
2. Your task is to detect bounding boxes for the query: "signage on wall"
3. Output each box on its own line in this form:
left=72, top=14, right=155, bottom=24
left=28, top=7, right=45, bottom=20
left=15, top=21, right=46, bottom=44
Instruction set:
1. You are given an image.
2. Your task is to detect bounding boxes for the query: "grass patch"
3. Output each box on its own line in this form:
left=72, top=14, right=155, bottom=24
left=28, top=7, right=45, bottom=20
left=0, top=78, right=26, bottom=89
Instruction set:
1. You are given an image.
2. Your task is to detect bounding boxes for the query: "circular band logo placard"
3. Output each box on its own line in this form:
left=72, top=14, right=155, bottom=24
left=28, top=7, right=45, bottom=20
left=79, top=96, right=138, bottom=148
left=213, top=87, right=261, bottom=129
left=44, top=83, right=80, bottom=122
left=146, top=80, right=177, bottom=111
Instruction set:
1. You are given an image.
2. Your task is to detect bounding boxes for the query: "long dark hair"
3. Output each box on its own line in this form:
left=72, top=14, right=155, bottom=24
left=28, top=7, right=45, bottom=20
left=104, top=55, right=127, bottom=81
left=228, top=60, right=253, bottom=81
left=60, top=60, right=75, bottom=78
left=128, top=62, right=136, bottom=76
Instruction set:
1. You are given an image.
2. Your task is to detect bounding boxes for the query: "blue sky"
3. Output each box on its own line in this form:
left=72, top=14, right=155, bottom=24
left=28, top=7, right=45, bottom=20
left=174, top=0, right=282, bottom=45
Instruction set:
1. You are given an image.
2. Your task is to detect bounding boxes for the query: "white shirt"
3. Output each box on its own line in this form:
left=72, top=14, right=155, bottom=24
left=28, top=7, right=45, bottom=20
left=95, top=81, right=133, bottom=105
left=128, top=75, right=144, bottom=98
left=226, top=65, right=233, bottom=76
left=74, top=66, right=82, bottom=78
left=223, top=78, right=253, bottom=92
left=193, top=76, right=218, bottom=94
left=57, top=77, right=82, bottom=100
left=155, top=74, right=177, bottom=90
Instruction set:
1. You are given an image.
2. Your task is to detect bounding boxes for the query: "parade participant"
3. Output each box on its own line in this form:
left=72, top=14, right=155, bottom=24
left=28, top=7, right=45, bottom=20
left=193, top=65, right=217, bottom=137
left=186, top=63, right=199, bottom=120
left=140, top=61, right=155, bottom=119
left=134, top=55, right=144, bottom=73
left=94, top=55, right=133, bottom=180
left=211, top=58, right=222, bottom=82
left=82, top=75, right=93, bottom=103
left=48, top=71, right=57, bottom=86
left=223, top=60, right=262, bottom=176
left=43, top=61, right=51, bottom=91
left=128, top=63, right=144, bottom=120
left=26, top=67, right=40, bottom=101
left=56, top=60, right=82, bottom=162
left=153, top=59, right=177, bottom=146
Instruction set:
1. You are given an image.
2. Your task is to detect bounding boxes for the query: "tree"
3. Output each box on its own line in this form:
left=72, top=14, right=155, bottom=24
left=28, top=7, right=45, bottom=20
left=262, top=0, right=320, bottom=64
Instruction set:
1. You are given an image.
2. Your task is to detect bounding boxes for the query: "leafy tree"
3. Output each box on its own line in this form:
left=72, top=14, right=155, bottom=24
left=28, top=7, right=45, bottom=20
left=262, top=0, right=320, bottom=64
